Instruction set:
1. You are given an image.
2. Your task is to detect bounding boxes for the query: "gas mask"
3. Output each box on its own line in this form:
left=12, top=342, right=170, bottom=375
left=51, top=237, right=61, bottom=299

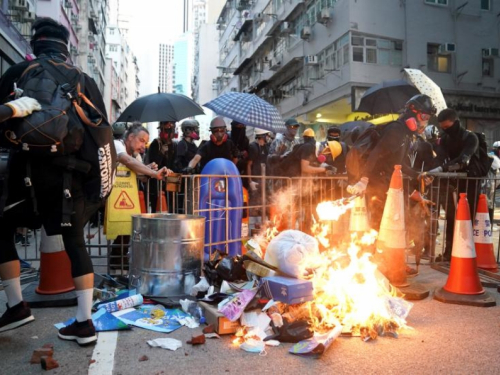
left=210, top=128, right=228, bottom=145
left=187, top=128, right=200, bottom=141
left=160, top=126, right=175, bottom=142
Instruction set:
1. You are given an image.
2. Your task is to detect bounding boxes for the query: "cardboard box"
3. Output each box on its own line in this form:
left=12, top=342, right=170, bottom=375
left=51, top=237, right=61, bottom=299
left=262, top=276, right=314, bottom=305
left=199, top=301, right=241, bottom=335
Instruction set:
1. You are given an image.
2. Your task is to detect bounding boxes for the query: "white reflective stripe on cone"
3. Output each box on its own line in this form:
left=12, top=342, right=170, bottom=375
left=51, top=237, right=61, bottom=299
left=452, top=220, right=476, bottom=259
left=40, top=227, right=65, bottom=254
left=473, top=212, right=493, bottom=245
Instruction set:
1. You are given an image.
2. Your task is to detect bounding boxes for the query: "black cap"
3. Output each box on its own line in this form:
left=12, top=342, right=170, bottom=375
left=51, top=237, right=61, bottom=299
left=285, top=118, right=299, bottom=126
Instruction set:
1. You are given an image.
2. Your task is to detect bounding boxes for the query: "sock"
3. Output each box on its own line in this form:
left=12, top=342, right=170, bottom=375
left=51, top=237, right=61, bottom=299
left=75, top=289, right=93, bottom=322
left=2, top=277, right=22, bottom=308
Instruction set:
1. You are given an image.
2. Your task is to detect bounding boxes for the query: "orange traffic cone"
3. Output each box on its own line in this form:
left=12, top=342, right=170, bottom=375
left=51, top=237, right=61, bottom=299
left=349, top=195, right=370, bottom=233
left=36, top=228, right=75, bottom=295
left=138, top=191, right=147, bottom=213
left=156, top=191, right=168, bottom=212
left=444, top=193, right=484, bottom=294
left=434, top=193, right=496, bottom=307
left=473, top=194, right=498, bottom=272
left=376, top=165, right=408, bottom=287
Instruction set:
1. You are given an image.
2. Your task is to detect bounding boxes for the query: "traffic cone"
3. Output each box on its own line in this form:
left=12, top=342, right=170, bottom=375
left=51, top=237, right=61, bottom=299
left=434, top=193, right=496, bottom=307
left=444, top=193, right=484, bottom=294
left=473, top=194, right=498, bottom=272
left=156, top=191, right=168, bottom=212
left=138, top=191, right=147, bottom=213
left=376, top=165, right=408, bottom=287
left=349, top=195, right=370, bottom=233
left=36, top=228, right=75, bottom=295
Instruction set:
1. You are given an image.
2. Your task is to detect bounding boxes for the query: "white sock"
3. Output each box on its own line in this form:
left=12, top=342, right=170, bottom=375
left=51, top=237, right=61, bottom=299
left=2, top=277, right=22, bottom=308
left=75, top=289, right=93, bottom=322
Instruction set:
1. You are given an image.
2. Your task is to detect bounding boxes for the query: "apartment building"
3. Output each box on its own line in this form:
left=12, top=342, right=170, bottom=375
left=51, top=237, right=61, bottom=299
left=215, top=0, right=499, bottom=142
left=159, top=43, right=175, bottom=93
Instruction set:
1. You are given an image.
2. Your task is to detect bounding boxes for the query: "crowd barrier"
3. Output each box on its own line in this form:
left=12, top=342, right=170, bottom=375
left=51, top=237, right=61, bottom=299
left=17, top=172, right=500, bottom=275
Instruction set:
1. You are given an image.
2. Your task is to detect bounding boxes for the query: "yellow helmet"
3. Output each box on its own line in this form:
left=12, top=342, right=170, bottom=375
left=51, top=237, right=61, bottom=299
left=303, top=128, right=315, bottom=137
left=321, top=141, right=342, bottom=159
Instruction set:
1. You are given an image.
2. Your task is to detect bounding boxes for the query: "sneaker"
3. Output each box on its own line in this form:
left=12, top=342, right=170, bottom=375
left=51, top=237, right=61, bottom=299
left=0, top=301, right=35, bottom=333
left=58, top=319, right=97, bottom=345
left=406, top=266, right=418, bottom=277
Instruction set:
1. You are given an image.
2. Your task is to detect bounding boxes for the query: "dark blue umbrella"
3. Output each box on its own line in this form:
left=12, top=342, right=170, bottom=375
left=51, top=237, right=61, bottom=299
left=356, top=80, right=420, bottom=115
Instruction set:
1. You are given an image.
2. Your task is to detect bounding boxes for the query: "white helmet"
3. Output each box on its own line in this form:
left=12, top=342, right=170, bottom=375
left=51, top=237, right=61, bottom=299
left=493, top=141, right=500, bottom=149
left=255, top=128, right=270, bottom=136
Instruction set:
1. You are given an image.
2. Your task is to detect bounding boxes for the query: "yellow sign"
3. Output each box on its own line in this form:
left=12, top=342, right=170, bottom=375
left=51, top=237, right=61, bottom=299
left=105, top=166, right=141, bottom=240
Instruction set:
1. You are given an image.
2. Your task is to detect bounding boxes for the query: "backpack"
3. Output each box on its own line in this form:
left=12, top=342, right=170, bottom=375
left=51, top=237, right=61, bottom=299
left=465, top=131, right=492, bottom=178
left=4, top=58, right=116, bottom=222
left=345, top=124, right=387, bottom=182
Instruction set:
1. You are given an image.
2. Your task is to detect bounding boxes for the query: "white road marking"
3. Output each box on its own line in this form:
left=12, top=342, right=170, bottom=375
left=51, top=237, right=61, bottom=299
left=88, top=331, right=118, bottom=375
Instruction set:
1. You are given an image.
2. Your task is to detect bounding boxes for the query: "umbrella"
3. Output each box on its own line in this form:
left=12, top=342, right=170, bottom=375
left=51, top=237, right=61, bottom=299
left=204, top=92, right=286, bottom=134
left=117, top=92, right=204, bottom=123
left=338, top=120, right=373, bottom=146
left=404, top=68, right=447, bottom=114
left=356, top=80, right=420, bottom=115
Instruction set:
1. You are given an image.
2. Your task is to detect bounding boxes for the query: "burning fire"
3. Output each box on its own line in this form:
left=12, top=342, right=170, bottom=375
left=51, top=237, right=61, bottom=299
left=316, top=199, right=355, bottom=221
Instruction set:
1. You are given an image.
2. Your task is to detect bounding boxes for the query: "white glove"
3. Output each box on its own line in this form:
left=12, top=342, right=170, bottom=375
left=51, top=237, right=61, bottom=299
left=249, top=181, right=259, bottom=192
left=428, top=167, right=443, bottom=173
left=347, top=177, right=369, bottom=195
left=5, top=97, right=41, bottom=118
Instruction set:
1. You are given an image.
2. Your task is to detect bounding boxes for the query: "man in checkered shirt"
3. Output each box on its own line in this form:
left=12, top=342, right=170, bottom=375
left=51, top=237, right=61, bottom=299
left=267, top=118, right=301, bottom=176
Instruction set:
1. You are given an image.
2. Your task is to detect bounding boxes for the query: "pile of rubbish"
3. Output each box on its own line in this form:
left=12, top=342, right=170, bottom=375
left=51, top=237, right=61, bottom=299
left=58, top=229, right=412, bottom=358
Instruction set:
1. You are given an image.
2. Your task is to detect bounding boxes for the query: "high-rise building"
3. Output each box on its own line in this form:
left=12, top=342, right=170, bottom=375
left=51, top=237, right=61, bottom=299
left=159, top=43, right=175, bottom=93
left=173, top=32, right=194, bottom=97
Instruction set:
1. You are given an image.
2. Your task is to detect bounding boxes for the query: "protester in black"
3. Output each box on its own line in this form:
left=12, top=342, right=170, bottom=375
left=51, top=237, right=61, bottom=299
left=230, top=121, right=250, bottom=186
left=186, top=116, right=238, bottom=172
left=175, top=119, right=200, bottom=172
left=0, top=18, right=106, bottom=344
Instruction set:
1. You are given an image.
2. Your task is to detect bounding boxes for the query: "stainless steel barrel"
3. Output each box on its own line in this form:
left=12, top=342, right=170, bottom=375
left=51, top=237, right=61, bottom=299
left=129, top=214, right=205, bottom=297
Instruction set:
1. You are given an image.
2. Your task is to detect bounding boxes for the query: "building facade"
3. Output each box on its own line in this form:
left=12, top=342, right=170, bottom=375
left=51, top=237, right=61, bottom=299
left=159, top=43, right=175, bottom=93
left=215, top=0, right=500, bottom=143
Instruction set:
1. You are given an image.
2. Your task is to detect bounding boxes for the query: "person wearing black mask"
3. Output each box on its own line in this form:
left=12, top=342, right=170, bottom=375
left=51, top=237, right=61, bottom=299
left=146, top=121, right=177, bottom=212
left=230, top=121, right=250, bottom=185
left=0, top=17, right=108, bottom=345
left=318, top=126, right=348, bottom=175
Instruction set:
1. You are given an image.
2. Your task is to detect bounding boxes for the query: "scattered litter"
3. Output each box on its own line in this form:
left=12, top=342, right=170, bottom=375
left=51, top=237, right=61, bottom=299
left=31, top=336, right=38, bottom=339
left=30, top=348, right=54, bottom=364
left=147, top=338, right=182, bottom=351
left=264, top=340, right=280, bottom=347
left=138, top=355, right=149, bottom=362
left=98, top=294, right=144, bottom=313
left=204, top=333, right=220, bottom=339
left=187, top=334, right=206, bottom=345
left=202, top=324, right=215, bottom=334
left=289, top=326, right=343, bottom=357
left=239, top=338, right=265, bottom=354
left=41, top=356, right=59, bottom=371
left=176, top=316, right=200, bottom=329
left=113, top=305, right=187, bottom=333
left=218, top=289, right=258, bottom=322
left=190, top=276, right=210, bottom=296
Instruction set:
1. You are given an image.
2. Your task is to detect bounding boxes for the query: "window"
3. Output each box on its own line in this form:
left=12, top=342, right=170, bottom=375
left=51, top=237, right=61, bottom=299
left=425, top=0, right=448, bottom=5
left=481, top=0, right=490, bottom=10
left=482, top=58, right=494, bottom=77
left=427, top=43, right=451, bottom=73
left=350, top=35, right=401, bottom=65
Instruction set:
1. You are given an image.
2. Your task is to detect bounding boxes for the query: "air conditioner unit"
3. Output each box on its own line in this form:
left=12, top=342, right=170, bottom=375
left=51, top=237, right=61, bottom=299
left=216, top=23, right=225, bottom=31
left=280, top=22, right=292, bottom=35
left=12, top=0, right=28, bottom=10
left=212, top=83, right=218, bottom=90
left=253, top=12, right=264, bottom=23
left=270, top=57, right=282, bottom=71
left=64, top=0, right=73, bottom=9
left=255, top=61, right=264, bottom=72
left=230, top=87, right=238, bottom=92
left=75, top=24, right=82, bottom=31
left=90, top=10, right=97, bottom=18
left=300, top=26, right=312, bottom=40
left=70, top=46, right=78, bottom=55
left=317, top=7, right=331, bottom=25
left=483, top=48, right=499, bottom=57
left=71, top=13, right=79, bottom=22
left=438, top=43, right=456, bottom=54
left=22, top=10, right=35, bottom=22
left=236, top=0, right=249, bottom=11
left=305, top=55, right=318, bottom=65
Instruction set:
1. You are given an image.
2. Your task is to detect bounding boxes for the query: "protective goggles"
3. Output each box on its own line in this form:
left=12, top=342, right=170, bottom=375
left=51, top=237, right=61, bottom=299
left=417, top=113, right=431, bottom=121
left=211, top=127, right=226, bottom=133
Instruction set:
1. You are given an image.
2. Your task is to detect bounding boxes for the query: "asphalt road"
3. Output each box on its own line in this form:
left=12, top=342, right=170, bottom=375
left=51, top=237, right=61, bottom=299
left=1, top=261, right=500, bottom=375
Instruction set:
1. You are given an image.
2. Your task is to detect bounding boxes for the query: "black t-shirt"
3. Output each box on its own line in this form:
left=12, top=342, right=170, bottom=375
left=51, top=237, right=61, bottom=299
left=174, top=139, right=198, bottom=172
left=146, top=138, right=176, bottom=171
left=197, top=139, right=238, bottom=171
left=248, top=141, right=269, bottom=177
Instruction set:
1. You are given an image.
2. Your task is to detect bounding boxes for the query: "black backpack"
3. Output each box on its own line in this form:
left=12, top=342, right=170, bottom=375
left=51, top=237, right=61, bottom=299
left=5, top=58, right=116, bottom=222
left=345, top=124, right=387, bottom=182
left=465, top=131, right=493, bottom=177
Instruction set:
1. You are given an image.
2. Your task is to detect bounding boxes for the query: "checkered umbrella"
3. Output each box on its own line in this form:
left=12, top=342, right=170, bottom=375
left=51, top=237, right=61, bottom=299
left=204, top=92, right=286, bottom=133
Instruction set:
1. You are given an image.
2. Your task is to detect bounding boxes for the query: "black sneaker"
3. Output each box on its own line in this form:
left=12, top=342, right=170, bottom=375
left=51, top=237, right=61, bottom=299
left=58, top=319, right=97, bottom=345
left=0, top=301, right=35, bottom=333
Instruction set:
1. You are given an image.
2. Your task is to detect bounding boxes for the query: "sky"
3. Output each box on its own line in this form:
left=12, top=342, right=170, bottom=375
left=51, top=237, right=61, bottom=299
left=119, top=0, right=185, bottom=96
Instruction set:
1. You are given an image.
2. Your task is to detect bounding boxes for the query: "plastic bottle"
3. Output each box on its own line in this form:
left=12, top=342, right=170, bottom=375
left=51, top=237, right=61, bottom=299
left=188, top=303, right=206, bottom=324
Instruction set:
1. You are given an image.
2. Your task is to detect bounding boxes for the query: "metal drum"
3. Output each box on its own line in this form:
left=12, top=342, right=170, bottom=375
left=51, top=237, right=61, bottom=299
left=129, top=214, right=205, bottom=297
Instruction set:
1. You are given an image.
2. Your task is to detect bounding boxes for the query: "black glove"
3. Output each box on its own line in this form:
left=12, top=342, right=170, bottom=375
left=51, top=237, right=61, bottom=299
left=263, top=319, right=314, bottom=343
left=182, top=166, right=195, bottom=175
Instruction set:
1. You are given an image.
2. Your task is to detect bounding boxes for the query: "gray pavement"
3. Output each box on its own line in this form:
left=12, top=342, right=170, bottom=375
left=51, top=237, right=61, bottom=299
left=1, top=262, right=500, bottom=375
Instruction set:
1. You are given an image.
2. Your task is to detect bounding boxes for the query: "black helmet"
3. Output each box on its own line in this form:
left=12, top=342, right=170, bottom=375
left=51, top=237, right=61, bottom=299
left=327, top=126, right=341, bottom=135
left=112, top=122, right=128, bottom=136
left=181, top=119, right=199, bottom=131
left=405, top=94, right=437, bottom=116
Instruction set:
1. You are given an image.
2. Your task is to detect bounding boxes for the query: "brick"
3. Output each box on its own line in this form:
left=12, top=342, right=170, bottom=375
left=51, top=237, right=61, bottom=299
left=30, top=348, right=54, bottom=364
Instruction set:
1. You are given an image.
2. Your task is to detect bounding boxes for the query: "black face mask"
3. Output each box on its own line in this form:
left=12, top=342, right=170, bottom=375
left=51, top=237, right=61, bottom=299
left=443, top=119, right=461, bottom=137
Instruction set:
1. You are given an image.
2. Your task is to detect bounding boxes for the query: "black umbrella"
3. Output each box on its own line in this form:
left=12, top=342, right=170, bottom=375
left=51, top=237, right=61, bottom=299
left=339, top=120, right=373, bottom=146
left=356, top=80, right=420, bottom=115
left=117, top=92, right=204, bottom=123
